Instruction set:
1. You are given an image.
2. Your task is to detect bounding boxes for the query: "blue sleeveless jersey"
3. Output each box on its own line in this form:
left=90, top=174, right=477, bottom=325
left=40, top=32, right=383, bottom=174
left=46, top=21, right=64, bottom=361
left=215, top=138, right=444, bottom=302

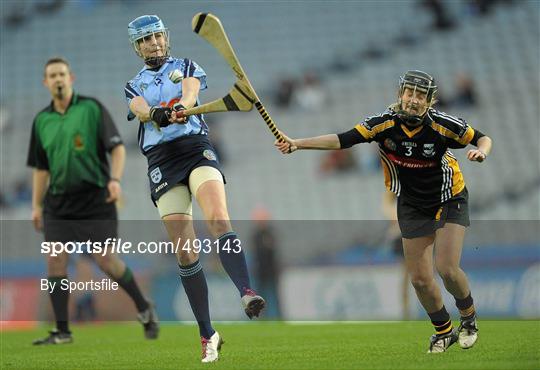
left=124, top=57, right=208, bottom=153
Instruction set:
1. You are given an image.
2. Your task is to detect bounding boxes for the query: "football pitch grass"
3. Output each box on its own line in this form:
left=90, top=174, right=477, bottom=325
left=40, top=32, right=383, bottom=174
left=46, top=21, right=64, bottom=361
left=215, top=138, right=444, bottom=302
left=1, top=321, right=539, bottom=369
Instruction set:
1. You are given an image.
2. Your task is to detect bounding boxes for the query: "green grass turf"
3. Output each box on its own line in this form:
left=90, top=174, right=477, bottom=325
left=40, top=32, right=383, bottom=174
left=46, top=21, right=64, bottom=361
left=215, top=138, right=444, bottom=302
left=1, top=321, right=539, bottom=370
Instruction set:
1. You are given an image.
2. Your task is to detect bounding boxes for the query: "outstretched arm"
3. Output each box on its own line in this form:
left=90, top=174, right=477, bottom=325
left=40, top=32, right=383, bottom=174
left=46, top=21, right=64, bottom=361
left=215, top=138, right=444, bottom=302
left=275, top=133, right=341, bottom=154
left=275, top=127, right=366, bottom=154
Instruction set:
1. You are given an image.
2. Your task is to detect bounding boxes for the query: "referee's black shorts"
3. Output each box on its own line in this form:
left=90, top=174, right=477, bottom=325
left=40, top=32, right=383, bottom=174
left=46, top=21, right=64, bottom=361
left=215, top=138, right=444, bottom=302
left=43, top=187, right=117, bottom=244
left=397, top=189, right=470, bottom=239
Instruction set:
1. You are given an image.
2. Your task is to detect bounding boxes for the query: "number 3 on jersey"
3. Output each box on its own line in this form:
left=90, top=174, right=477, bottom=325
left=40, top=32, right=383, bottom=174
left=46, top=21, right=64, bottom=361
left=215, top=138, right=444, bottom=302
left=405, top=146, right=413, bottom=156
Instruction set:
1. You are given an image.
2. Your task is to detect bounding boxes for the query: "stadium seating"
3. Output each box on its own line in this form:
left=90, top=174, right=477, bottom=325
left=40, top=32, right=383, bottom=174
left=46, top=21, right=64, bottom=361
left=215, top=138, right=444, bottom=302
left=1, top=1, right=538, bottom=260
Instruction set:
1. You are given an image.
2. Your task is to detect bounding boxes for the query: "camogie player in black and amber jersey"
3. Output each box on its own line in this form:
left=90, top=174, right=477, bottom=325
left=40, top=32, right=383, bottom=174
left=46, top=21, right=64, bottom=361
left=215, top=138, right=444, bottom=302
left=275, top=71, right=492, bottom=354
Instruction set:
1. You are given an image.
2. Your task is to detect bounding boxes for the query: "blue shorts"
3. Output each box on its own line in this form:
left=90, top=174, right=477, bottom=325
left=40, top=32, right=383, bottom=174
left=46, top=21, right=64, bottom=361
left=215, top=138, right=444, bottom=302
left=145, top=135, right=225, bottom=203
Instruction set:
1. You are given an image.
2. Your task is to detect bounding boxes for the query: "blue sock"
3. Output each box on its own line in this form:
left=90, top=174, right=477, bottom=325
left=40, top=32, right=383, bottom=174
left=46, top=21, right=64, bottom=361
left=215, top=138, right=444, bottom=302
left=178, top=260, right=215, bottom=339
left=218, top=232, right=251, bottom=295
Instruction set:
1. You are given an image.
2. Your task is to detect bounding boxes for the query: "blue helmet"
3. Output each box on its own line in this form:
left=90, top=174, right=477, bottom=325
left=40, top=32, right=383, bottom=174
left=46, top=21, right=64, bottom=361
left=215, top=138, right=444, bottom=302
left=128, top=15, right=170, bottom=67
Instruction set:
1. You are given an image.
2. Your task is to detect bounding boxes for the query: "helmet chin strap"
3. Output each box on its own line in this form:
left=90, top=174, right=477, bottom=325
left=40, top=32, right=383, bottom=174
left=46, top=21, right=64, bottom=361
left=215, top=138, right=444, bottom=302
left=144, top=56, right=168, bottom=68
left=397, top=84, right=428, bottom=127
left=396, top=104, right=428, bottom=127
left=137, top=35, right=170, bottom=68
left=398, top=112, right=424, bottom=127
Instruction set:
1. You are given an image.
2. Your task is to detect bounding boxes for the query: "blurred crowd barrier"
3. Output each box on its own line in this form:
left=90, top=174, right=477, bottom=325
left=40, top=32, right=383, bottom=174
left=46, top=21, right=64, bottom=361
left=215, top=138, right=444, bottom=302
left=1, top=221, right=538, bottom=323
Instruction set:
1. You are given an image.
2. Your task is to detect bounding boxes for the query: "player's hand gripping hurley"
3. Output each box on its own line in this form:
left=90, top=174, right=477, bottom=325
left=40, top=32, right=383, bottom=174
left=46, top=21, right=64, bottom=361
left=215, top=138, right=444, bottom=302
left=179, top=13, right=285, bottom=143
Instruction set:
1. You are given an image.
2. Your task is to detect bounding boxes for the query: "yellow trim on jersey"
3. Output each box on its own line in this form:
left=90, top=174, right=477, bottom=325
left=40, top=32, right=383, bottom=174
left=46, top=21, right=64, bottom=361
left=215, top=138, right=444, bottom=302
left=435, top=207, right=443, bottom=221
left=431, top=123, right=475, bottom=146
left=430, top=122, right=455, bottom=139
left=400, top=124, right=424, bottom=138
left=379, top=150, right=400, bottom=195
left=355, top=120, right=395, bottom=140
left=444, top=153, right=466, bottom=196
left=355, top=124, right=371, bottom=139
left=460, top=126, right=475, bottom=145
left=381, top=158, right=392, bottom=190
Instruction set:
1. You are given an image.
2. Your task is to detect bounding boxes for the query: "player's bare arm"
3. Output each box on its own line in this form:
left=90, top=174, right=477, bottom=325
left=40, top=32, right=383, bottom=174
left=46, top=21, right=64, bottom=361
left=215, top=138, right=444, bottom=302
left=130, top=96, right=153, bottom=122
left=275, top=133, right=340, bottom=154
left=106, top=144, right=125, bottom=203
left=31, top=169, right=49, bottom=231
left=179, top=77, right=200, bottom=108
left=467, top=135, right=492, bottom=163
left=169, top=77, right=200, bottom=123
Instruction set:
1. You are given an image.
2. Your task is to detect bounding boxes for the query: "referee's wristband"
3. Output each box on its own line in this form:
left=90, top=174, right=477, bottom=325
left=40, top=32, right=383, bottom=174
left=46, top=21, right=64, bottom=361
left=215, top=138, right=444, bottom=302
left=109, top=178, right=121, bottom=183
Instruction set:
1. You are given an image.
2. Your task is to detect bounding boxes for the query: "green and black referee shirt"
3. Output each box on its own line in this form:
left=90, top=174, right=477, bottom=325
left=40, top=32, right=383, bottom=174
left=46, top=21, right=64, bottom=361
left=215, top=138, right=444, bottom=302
left=27, top=93, right=123, bottom=195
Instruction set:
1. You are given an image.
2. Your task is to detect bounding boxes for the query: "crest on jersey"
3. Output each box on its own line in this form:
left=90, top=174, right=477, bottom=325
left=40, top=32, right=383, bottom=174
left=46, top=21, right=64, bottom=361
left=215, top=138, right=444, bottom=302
left=203, top=149, right=217, bottom=161
left=74, top=134, right=84, bottom=151
left=140, top=83, right=148, bottom=91
left=422, top=143, right=435, bottom=157
left=384, top=138, right=397, bottom=151
left=150, top=167, right=162, bottom=183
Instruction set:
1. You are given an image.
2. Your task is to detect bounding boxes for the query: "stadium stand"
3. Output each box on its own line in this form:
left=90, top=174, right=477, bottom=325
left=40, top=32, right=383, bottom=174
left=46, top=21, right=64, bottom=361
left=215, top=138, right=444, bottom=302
left=1, top=1, right=538, bottom=261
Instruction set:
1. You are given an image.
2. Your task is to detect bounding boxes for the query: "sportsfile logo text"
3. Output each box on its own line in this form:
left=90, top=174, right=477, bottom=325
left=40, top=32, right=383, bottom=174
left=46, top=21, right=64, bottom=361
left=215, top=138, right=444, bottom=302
left=41, top=238, right=242, bottom=257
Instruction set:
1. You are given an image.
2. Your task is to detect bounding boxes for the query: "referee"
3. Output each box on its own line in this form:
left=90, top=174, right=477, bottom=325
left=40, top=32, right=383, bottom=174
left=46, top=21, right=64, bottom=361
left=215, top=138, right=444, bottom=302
left=27, top=57, right=158, bottom=344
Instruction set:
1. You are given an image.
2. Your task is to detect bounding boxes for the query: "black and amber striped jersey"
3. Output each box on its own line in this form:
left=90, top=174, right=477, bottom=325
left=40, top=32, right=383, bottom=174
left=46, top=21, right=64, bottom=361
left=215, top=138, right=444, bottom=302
left=338, top=107, right=482, bottom=207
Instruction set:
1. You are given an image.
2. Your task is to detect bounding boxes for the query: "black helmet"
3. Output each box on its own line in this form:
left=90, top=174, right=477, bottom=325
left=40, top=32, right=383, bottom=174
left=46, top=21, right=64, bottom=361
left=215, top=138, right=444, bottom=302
left=399, top=70, right=437, bottom=102
left=397, top=70, right=437, bottom=126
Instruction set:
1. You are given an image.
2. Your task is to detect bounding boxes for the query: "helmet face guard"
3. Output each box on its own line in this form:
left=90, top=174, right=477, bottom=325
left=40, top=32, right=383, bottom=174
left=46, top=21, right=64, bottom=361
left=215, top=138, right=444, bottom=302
left=128, top=15, right=170, bottom=68
left=397, top=70, right=437, bottom=127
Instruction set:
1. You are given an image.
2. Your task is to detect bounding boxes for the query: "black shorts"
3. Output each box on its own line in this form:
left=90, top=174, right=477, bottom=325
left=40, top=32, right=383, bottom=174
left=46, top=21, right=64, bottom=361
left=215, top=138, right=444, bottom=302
left=145, top=135, right=225, bottom=203
left=397, top=188, right=470, bottom=239
left=43, top=188, right=117, bottom=244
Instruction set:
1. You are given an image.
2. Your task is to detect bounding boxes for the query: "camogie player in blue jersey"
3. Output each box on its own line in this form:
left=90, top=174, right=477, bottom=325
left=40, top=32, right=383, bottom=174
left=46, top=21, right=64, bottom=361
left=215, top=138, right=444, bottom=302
left=276, top=71, right=492, bottom=354
left=125, top=15, right=265, bottom=363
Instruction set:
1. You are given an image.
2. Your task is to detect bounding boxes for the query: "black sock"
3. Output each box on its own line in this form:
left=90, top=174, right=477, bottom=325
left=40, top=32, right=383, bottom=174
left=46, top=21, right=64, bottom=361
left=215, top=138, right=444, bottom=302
left=115, top=267, right=149, bottom=312
left=48, top=276, right=69, bottom=333
left=179, top=260, right=215, bottom=339
left=217, top=232, right=251, bottom=295
left=455, top=292, right=475, bottom=320
left=428, top=305, right=452, bottom=336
